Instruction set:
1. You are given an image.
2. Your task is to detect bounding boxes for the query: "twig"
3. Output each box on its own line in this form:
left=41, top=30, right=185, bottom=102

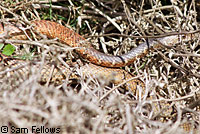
left=157, top=50, right=200, bottom=78
left=45, top=64, right=55, bottom=87
left=182, top=98, right=200, bottom=115
left=85, top=1, right=123, bottom=33
left=86, top=29, right=200, bottom=39
left=98, top=75, right=143, bottom=102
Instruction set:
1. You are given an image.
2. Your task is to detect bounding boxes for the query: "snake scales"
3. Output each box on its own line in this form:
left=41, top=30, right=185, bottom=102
left=0, top=20, right=200, bottom=132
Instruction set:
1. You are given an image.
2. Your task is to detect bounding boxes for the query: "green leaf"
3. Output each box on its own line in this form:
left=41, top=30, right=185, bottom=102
left=2, top=44, right=15, bottom=56
left=0, top=44, right=4, bottom=50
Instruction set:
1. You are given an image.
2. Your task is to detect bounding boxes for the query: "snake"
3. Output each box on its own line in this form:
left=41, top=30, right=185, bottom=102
left=0, top=20, right=200, bottom=132
left=1, top=20, right=197, bottom=68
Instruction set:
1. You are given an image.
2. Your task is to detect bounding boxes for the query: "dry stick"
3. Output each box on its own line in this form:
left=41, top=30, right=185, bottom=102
left=0, top=5, right=31, bottom=25
left=157, top=50, right=188, bottom=74
left=182, top=98, right=200, bottom=115
left=126, top=104, right=133, bottom=134
left=173, top=4, right=182, bottom=36
left=98, top=75, right=143, bottom=102
left=0, top=5, right=19, bottom=19
left=1, top=100, right=50, bottom=118
left=11, top=1, right=33, bottom=12
left=143, top=5, right=177, bottom=14
left=0, top=62, right=32, bottom=75
left=33, top=0, right=67, bottom=4
left=45, top=64, right=55, bottom=87
left=139, top=0, right=145, bottom=14
left=82, top=4, right=177, bottom=18
left=96, top=0, right=114, bottom=11
left=191, top=0, right=199, bottom=30
left=86, top=29, right=200, bottom=39
left=86, top=1, right=123, bottom=33
left=0, top=38, right=79, bottom=52
left=157, top=49, right=200, bottom=78
left=0, top=39, right=50, bottom=49
left=32, top=3, right=69, bottom=11
left=137, top=1, right=165, bottom=34
left=100, top=16, right=123, bottom=54
left=121, top=0, right=146, bottom=36
left=171, top=53, right=200, bottom=58
left=142, top=15, right=164, bottom=34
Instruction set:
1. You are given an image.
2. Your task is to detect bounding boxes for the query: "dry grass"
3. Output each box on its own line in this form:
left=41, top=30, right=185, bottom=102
left=0, top=0, right=200, bottom=134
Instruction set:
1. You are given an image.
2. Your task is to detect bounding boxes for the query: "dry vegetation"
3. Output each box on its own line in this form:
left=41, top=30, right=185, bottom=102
left=0, top=0, right=200, bottom=133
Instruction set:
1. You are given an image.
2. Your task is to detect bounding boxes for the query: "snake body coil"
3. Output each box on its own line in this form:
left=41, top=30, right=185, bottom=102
left=32, top=21, right=185, bottom=67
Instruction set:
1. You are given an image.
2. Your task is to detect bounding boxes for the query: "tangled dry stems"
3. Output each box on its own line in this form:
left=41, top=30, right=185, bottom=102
left=0, top=0, right=200, bottom=133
